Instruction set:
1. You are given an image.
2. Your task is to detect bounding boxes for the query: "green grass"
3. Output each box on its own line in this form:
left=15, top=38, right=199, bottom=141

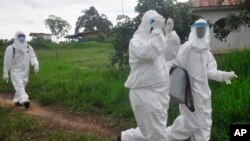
left=209, top=51, right=250, bottom=141
left=0, top=41, right=134, bottom=129
left=0, top=42, right=249, bottom=140
left=26, top=42, right=133, bottom=122
left=0, top=106, right=112, bottom=141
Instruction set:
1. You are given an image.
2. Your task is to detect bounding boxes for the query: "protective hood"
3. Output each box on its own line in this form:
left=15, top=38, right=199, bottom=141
left=133, top=10, right=161, bottom=38
left=188, top=19, right=210, bottom=52
left=13, top=31, right=28, bottom=52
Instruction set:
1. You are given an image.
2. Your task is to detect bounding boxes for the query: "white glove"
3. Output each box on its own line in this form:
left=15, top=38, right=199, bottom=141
left=222, top=71, right=238, bottom=85
left=165, top=17, right=174, bottom=34
left=151, top=15, right=165, bottom=30
left=3, top=73, right=9, bottom=83
left=34, top=62, right=39, bottom=74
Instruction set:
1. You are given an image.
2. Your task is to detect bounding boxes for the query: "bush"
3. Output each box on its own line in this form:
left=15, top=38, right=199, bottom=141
left=28, top=38, right=53, bottom=49
left=0, top=39, right=10, bottom=59
left=109, top=15, right=136, bottom=69
left=59, top=41, right=113, bottom=49
left=86, top=33, right=109, bottom=42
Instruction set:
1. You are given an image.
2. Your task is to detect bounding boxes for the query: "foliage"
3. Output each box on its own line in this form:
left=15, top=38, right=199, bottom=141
left=28, top=38, right=53, bottom=49
left=59, top=41, right=113, bottom=48
left=44, top=15, right=71, bottom=59
left=110, top=0, right=199, bottom=68
left=109, top=15, right=137, bottom=69
left=44, top=15, right=71, bottom=40
left=214, top=0, right=250, bottom=41
left=75, top=6, right=113, bottom=33
left=85, top=33, right=110, bottom=42
left=0, top=39, right=13, bottom=59
left=134, top=0, right=200, bottom=43
left=0, top=40, right=7, bottom=59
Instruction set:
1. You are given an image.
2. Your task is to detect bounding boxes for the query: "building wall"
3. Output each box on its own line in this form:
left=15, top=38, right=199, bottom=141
left=41, top=35, right=52, bottom=40
left=193, top=8, right=250, bottom=52
left=32, top=34, right=51, bottom=41
left=193, top=0, right=240, bottom=7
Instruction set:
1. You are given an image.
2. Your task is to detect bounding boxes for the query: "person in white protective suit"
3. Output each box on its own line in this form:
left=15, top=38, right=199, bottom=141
left=3, top=31, right=39, bottom=109
left=164, top=17, right=180, bottom=61
left=166, top=19, right=238, bottom=141
left=118, top=10, right=171, bottom=141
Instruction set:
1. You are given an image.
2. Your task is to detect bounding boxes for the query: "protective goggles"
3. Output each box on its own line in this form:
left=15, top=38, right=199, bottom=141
left=18, top=34, right=26, bottom=38
left=149, top=19, right=155, bottom=24
left=191, top=22, right=208, bottom=28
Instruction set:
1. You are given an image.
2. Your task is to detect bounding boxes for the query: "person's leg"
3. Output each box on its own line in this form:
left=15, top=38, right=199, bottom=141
left=167, top=115, right=193, bottom=141
left=121, top=127, right=147, bottom=141
left=19, top=88, right=29, bottom=104
left=191, top=127, right=211, bottom=141
left=122, top=88, right=169, bottom=141
left=11, top=72, right=29, bottom=104
left=191, top=100, right=212, bottom=141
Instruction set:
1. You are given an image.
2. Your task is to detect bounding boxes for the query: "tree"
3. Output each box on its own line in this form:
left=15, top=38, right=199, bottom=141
left=44, top=15, right=71, bottom=59
left=75, top=6, right=113, bottom=33
left=135, top=0, right=199, bottom=42
left=109, top=15, right=137, bottom=68
left=44, top=15, right=71, bottom=41
left=110, top=0, right=199, bottom=68
left=214, top=0, right=250, bottom=41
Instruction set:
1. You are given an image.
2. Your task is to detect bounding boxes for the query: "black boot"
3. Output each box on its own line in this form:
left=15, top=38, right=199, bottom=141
left=14, top=102, right=23, bottom=106
left=23, top=101, right=30, bottom=109
left=117, top=133, right=121, bottom=141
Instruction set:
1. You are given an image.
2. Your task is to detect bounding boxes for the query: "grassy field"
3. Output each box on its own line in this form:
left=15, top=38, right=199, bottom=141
left=0, top=41, right=249, bottom=140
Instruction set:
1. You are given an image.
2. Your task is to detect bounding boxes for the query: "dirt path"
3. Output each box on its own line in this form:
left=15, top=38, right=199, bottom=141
left=0, top=93, right=119, bottom=139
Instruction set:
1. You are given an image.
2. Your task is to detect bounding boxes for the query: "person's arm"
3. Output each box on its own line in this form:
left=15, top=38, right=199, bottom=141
left=3, top=46, right=13, bottom=76
left=29, top=46, right=38, bottom=66
left=164, top=31, right=181, bottom=61
left=131, top=29, right=165, bottom=61
left=28, top=46, right=39, bottom=74
left=170, top=31, right=181, bottom=58
left=207, top=52, right=237, bottom=84
left=207, top=52, right=224, bottom=81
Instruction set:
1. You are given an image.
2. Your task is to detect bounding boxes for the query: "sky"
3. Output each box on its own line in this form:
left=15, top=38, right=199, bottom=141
left=0, top=0, right=188, bottom=40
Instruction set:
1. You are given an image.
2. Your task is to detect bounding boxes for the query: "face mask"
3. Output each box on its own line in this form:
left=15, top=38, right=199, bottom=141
left=18, top=36, right=25, bottom=43
left=196, top=27, right=206, bottom=38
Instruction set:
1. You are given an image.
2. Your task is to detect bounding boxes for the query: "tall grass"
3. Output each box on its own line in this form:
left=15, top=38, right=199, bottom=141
left=209, top=51, right=250, bottom=140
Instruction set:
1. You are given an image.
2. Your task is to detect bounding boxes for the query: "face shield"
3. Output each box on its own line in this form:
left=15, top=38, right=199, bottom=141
left=188, top=19, right=210, bottom=52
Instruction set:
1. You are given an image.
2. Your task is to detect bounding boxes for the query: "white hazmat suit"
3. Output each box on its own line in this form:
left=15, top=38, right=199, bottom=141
left=166, top=19, right=237, bottom=141
left=121, top=10, right=170, bottom=141
left=3, top=31, right=39, bottom=107
left=164, top=17, right=180, bottom=61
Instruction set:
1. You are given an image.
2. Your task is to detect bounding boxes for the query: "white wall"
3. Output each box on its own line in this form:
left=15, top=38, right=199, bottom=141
left=42, top=35, right=52, bottom=40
